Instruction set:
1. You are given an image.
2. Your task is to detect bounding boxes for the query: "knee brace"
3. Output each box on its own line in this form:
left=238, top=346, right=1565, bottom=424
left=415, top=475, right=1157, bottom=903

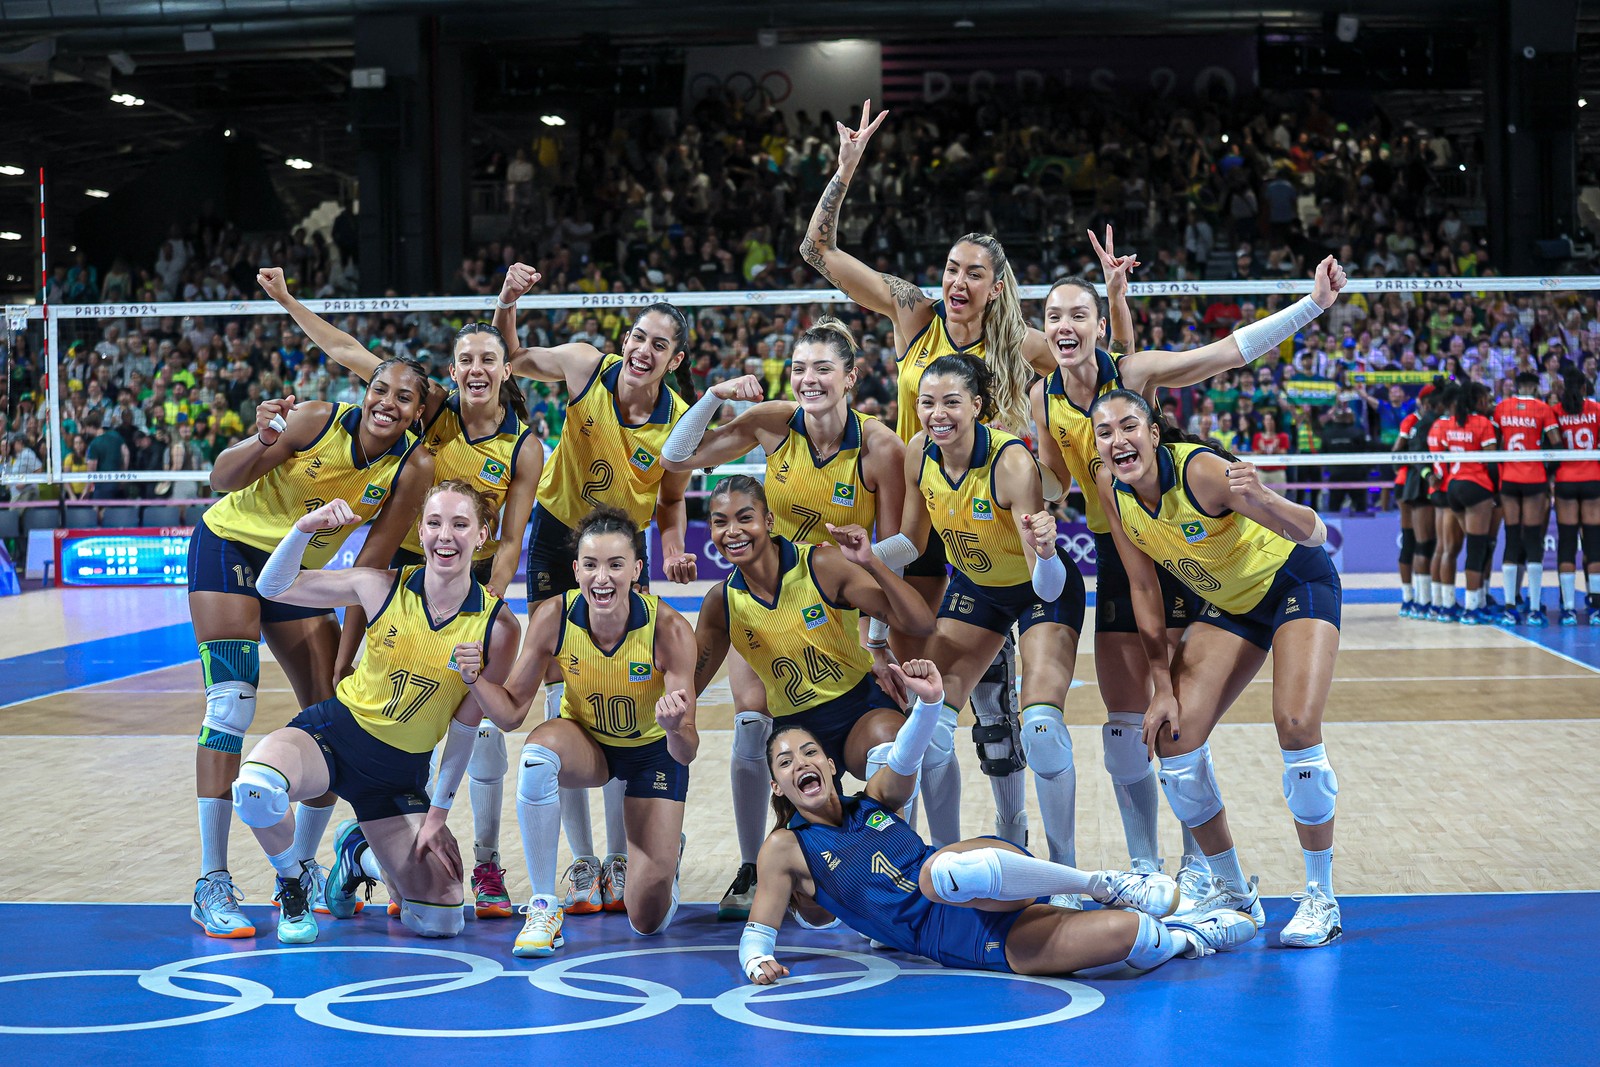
left=197, top=639, right=260, bottom=753
left=1020, top=704, right=1073, bottom=780
left=927, top=847, right=1003, bottom=903
left=517, top=744, right=561, bottom=807
left=971, top=634, right=1024, bottom=777
left=1101, top=711, right=1152, bottom=786
left=231, top=761, right=289, bottom=828
left=1464, top=532, right=1490, bottom=574
left=468, top=723, right=508, bottom=782
left=1399, top=526, right=1417, bottom=565
left=732, top=709, right=774, bottom=763
left=1583, top=526, right=1600, bottom=567
left=923, top=703, right=959, bottom=770
left=400, top=899, right=465, bottom=938
left=1559, top=524, right=1580, bottom=565
left=1523, top=523, right=1547, bottom=561
left=1499, top=525, right=1523, bottom=568
left=1281, top=743, right=1339, bottom=826
left=1158, top=743, right=1225, bottom=827
left=1413, top=538, right=1436, bottom=565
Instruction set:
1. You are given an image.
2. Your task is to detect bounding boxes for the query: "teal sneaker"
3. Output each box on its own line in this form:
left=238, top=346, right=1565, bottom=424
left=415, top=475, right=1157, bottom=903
left=273, top=864, right=320, bottom=945
left=326, top=819, right=377, bottom=920
left=191, top=872, right=255, bottom=939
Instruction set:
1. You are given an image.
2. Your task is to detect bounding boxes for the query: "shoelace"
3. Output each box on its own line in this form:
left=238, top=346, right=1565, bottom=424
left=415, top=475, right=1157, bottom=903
left=1288, top=891, right=1337, bottom=922
left=1176, top=866, right=1216, bottom=903
left=303, top=861, right=330, bottom=899
left=198, top=875, right=246, bottom=911
left=729, top=864, right=755, bottom=896
left=562, top=859, right=598, bottom=891
left=475, top=864, right=509, bottom=898
left=605, top=858, right=626, bottom=895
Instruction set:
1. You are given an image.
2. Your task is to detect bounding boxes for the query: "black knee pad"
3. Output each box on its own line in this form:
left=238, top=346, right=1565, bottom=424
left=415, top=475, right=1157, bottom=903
left=1500, top=525, right=1523, bottom=567
left=1558, top=524, right=1580, bottom=566
left=1413, top=538, right=1437, bottom=565
left=1465, top=533, right=1490, bottom=574
left=1399, top=527, right=1417, bottom=565
left=1583, top=526, right=1600, bottom=567
left=1522, top=523, right=1546, bottom=562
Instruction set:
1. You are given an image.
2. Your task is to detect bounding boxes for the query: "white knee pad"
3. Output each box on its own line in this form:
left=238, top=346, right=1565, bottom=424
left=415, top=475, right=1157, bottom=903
left=469, top=723, right=508, bottom=781
left=231, top=762, right=289, bottom=828
left=517, top=744, right=561, bottom=806
left=1158, top=743, right=1225, bottom=827
left=927, top=847, right=1003, bottom=903
left=731, top=710, right=773, bottom=762
left=1282, top=744, right=1339, bottom=826
left=201, top=681, right=257, bottom=750
left=1101, top=711, right=1152, bottom=786
left=923, top=703, right=959, bottom=769
left=1020, top=704, right=1074, bottom=780
left=400, top=900, right=465, bottom=938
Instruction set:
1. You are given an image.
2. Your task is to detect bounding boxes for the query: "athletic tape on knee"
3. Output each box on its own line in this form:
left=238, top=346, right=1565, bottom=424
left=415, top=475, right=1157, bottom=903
left=928, top=847, right=1003, bottom=903
left=1281, top=743, right=1339, bottom=826
left=1464, top=533, right=1490, bottom=574
left=1101, top=711, right=1152, bottom=785
left=1399, top=527, right=1417, bottom=565
left=1500, top=525, right=1524, bottom=567
left=1558, top=524, right=1580, bottom=565
left=1020, top=703, right=1073, bottom=779
left=232, top=762, right=289, bottom=828
left=1158, top=743, right=1225, bottom=827
left=517, top=744, right=561, bottom=806
left=1413, top=538, right=1436, bottom=563
left=468, top=723, right=509, bottom=781
left=197, top=640, right=260, bottom=753
left=732, top=710, right=774, bottom=762
left=400, top=899, right=465, bottom=938
left=1125, top=912, right=1179, bottom=970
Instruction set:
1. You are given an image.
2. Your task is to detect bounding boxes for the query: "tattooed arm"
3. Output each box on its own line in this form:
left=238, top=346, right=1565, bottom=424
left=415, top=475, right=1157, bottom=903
left=799, top=101, right=934, bottom=338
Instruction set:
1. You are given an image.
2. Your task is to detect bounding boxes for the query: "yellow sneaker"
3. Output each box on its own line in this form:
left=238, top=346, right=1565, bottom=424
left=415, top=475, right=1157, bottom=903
left=513, top=895, right=565, bottom=958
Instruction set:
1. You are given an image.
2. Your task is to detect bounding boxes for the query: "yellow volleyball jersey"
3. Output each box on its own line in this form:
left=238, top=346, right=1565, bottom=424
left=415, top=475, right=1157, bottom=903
left=336, top=566, right=505, bottom=753
left=722, top=537, right=873, bottom=717
left=203, top=404, right=417, bottom=568
left=895, top=300, right=985, bottom=442
left=555, top=590, right=667, bottom=748
left=537, top=356, right=688, bottom=528
left=1042, top=351, right=1123, bottom=534
left=917, top=424, right=1032, bottom=587
left=404, top=392, right=533, bottom=559
left=765, top=408, right=878, bottom=543
left=1110, top=443, right=1294, bottom=614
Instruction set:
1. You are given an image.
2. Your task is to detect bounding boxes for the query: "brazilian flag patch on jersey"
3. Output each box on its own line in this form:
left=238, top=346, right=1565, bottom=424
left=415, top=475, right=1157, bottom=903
left=866, top=810, right=892, bottom=831
left=628, top=661, right=653, bottom=681
left=479, top=457, right=508, bottom=486
left=801, top=603, right=827, bottom=630
left=972, top=498, right=994, bottom=521
left=1182, top=520, right=1208, bottom=544
left=831, top=481, right=856, bottom=506
left=630, top=446, right=656, bottom=472
left=359, top=483, right=388, bottom=507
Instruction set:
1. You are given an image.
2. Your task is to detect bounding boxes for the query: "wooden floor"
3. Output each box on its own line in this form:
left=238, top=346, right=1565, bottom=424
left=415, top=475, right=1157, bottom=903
left=2, top=581, right=1597, bottom=906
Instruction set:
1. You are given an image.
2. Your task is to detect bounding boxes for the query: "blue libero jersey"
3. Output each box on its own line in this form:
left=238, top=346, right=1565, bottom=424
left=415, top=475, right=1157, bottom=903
left=788, top=794, right=937, bottom=955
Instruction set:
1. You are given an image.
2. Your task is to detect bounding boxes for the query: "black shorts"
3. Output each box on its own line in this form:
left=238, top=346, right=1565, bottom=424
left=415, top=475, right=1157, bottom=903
left=392, top=547, right=493, bottom=584
left=526, top=504, right=649, bottom=604
left=1193, top=543, right=1343, bottom=652
left=597, top=737, right=689, bottom=802
left=1397, top=469, right=1431, bottom=504
left=905, top=531, right=949, bottom=579
left=939, top=546, right=1086, bottom=636
left=187, top=518, right=329, bottom=624
left=1093, top=532, right=1200, bottom=633
left=289, top=697, right=433, bottom=823
left=1428, top=488, right=1449, bottom=507
left=781, top=674, right=899, bottom=773
left=1555, top=481, right=1600, bottom=501
left=1447, top=481, right=1495, bottom=510
left=1498, top=480, right=1550, bottom=500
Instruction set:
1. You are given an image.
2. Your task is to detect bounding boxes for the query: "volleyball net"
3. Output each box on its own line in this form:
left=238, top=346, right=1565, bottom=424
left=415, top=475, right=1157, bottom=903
left=4, top=274, right=1599, bottom=493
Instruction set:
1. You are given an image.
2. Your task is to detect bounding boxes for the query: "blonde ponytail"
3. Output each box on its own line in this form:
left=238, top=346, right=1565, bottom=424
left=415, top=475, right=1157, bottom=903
left=954, top=233, right=1030, bottom=432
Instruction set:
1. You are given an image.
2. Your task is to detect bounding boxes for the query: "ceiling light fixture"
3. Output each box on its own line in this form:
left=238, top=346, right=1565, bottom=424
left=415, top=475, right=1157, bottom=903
left=285, top=157, right=313, bottom=170
left=86, top=188, right=110, bottom=198
left=110, top=93, right=144, bottom=107
left=540, top=114, right=566, bottom=127
left=0, top=232, right=22, bottom=241
left=0, top=165, right=24, bottom=176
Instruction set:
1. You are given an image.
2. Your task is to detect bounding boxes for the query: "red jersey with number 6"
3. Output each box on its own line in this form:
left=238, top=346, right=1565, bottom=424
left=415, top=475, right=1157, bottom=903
left=1493, top=395, right=1557, bottom=485
left=1556, top=400, right=1600, bottom=483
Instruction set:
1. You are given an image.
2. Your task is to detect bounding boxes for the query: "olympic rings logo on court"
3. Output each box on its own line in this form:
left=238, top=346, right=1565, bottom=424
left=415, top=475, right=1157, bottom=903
left=0, top=945, right=1103, bottom=1038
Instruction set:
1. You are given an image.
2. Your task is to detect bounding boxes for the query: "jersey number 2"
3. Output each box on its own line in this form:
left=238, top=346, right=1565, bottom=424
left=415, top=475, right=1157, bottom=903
left=581, top=460, right=615, bottom=510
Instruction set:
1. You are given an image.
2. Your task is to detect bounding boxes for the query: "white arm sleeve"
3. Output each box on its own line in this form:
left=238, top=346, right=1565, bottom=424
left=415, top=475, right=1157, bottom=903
left=1233, top=295, right=1324, bottom=364
left=661, top=388, right=724, bottom=463
left=866, top=616, right=889, bottom=644
left=429, top=717, right=478, bottom=809
left=1031, top=547, right=1067, bottom=603
left=257, top=526, right=314, bottom=599
left=871, top=533, right=919, bottom=573
left=740, top=921, right=779, bottom=980
left=885, top=692, right=946, bottom=775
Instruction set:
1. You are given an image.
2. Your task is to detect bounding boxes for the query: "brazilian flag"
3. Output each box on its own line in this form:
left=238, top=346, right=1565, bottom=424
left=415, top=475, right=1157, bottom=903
left=1182, top=521, right=1207, bottom=544
left=631, top=446, right=656, bottom=471
left=628, top=661, right=653, bottom=681
left=801, top=603, right=827, bottom=629
left=972, top=498, right=993, bottom=520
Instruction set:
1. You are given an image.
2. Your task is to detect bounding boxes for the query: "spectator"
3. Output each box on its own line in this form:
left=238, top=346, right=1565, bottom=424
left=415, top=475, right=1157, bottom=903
left=84, top=412, right=128, bottom=501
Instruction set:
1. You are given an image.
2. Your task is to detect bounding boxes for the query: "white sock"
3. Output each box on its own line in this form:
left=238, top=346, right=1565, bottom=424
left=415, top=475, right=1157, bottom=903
left=559, top=787, right=595, bottom=859
left=936, top=845, right=1104, bottom=900
left=1414, top=574, right=1431, bottom=605
left=1528, top=564, right=1544, bottom=608
left=518, top=759, right=562, bottom=899
left=354, top=841, right=384, bottom=881
left=730, top=728, right=772, bottom=864
left=1206, top=846, right=1247, bottom=892
left=1561, top=572, right=1577, bottom=610
left=1106, top=711, right=1160, bottom=866
left=603, top=778, right=628, bottom=857
left=198, top=796, right=232, bottom=876
left=471, top=777, right=503, bottom=866
left=1432, top=583, right=1447, bottom=608
left=919, top=703, right=963, bottom=848
left=1466, top=587, right=1484, bottom=611
left=292, top=802, right=334, bottom=864
left=1400, top=582, right=1413, bottom=604
left=1033, top=764, right=1077, bottom=868
left=1181, top=825, right=1209, bottom=872
left=1303, top=846, right=1334, bottom=896
left=988, top=771, right=1029, bottom=845
left=1501, top=564, right=1518, bottom=604
left=265, top=843, right=300, bottom=879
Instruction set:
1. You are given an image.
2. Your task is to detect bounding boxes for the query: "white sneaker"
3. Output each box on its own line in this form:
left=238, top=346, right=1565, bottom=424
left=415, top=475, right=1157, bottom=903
left=1049, top=893, right=1083, bottom=910
left=1174, top=854, right=1212, bottom=912
left=1097, top=869, right=1180, bottom=917
left=513, top=895, right=565, bottom=958
left=600, top=853, right=627, bottom=913
left=1279, top=883, right=1342, bottom=947
left=1176, top=873, right=1265, bottom=929
left=1167, top=907, right=1258, bottom=957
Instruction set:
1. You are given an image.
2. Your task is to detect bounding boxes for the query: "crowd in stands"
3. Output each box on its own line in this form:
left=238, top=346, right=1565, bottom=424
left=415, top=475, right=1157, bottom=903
left=5, top=89, right=1600, bottom=508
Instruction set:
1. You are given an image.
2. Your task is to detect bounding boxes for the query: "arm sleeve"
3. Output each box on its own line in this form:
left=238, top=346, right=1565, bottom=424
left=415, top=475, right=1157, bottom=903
left=661, top=389, right=724, bottom=463
left=256, top=526, right=314, bottom=599
left=1233, top=295, right=1324, bottom=364
left=885, top=692, right=946, bottom=775
left=870, top=533, right=919, bottom=573
left=429, top=717, right=478, bottom=809
left=1030, top=546, right=1067, bottom=602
